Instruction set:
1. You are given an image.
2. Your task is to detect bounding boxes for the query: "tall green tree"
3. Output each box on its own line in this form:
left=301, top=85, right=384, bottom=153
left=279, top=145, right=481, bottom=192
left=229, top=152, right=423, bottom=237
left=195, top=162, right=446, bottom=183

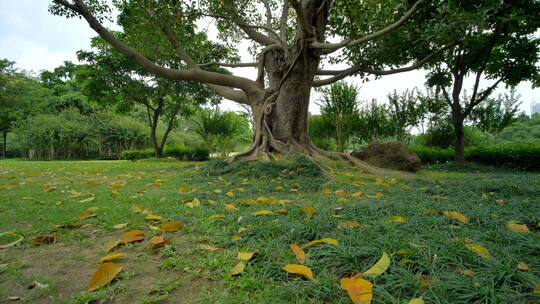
left=386, top=89, right=426, bottom=142
left=50, top=0, right=454, bottom=170
left=317, top=81, right=359, bottom=152
left=0, top=60, right=50, bottom=158
left=469, top=88, right=522, bottom=144
left=77, top=36, right=223, bottom=158
left=423, top=0, right=540, bottom=162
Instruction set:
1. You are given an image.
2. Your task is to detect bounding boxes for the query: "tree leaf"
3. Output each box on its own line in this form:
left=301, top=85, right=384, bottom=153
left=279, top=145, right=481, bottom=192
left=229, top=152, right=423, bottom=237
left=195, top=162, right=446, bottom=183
left=160, top=221, right=183, bottom=231
left=301, top=238, right=339, bottom=248
left=443, top=211, right=469, bottom=223
left=113, top=223, right=128, bottom=229
left=119, top=230, right=144, bottom=244
left=407, top=298, right=425, bottom=304
left=237, top=250, right=259, bottom=261
left=283, top=264, right=315, bottom=281
left=465, top=244, right=492, bottom=259
left=252, top=210, right=274, bottom=216
left=289, top=244, right=306, bottom=264
left=517, top=262, right=529, bottom=271
left=200, top=244, right=221, bottom=251
left=87, top=262, right=122, bottom=292
left=79, top=211, right=96, bottom=220
left=230, top=262, right=245, bottom=276
left=385, top=216, right=406, bottom=223
left=149, top=235, right=170, bottom=248
left=338, top=221, right=361, bottom=228
left=225, top=204, right=239, bottom=211
left=31, top=235, right=57, bottom=244
left=300, top=206, right=316, bottom=218
left=131, top=205, right=143, bottom=213
left=339, top=276, right=373, bottom=303
left=102, top=240, right=120, bottom=252
left=363, top=252, right=390, bottom=276
left=506, top=221, right=530, bottom=233
left=99, top=253, right=127, bottom=263
left=0, top=232, right=24, bottom=249
left=534, top=281, right=540, bottom=294
left=145, top=214, right=162, bottom=220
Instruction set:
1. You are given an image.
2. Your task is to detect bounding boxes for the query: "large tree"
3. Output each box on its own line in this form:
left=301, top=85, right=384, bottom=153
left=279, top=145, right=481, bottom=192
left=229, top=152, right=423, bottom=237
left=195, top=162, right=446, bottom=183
left=50, top=0, right=454, bottom=171
left=423, top=0, right=540, bottom=162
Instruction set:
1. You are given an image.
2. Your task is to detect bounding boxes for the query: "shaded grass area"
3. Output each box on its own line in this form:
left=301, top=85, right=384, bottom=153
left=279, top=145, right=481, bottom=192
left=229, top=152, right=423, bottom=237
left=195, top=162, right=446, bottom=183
left=0, top=159, right=539, bottom=303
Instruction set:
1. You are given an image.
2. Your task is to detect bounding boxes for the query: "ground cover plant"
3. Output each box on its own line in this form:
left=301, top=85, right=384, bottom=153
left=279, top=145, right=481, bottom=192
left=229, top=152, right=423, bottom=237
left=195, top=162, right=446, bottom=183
left=0, top=159, right=539, bottom=303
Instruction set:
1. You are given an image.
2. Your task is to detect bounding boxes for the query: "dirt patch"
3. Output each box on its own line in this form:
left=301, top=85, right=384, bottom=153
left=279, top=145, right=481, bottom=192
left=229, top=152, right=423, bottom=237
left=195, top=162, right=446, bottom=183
left=0, top=232, right=219, bottom=303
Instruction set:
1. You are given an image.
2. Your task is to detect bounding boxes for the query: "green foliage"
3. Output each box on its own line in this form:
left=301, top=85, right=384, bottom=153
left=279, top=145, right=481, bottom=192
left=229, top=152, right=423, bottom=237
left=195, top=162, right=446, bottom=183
left=192, top=108, right=251, bottom=157
left=498, top=114, right=540, bottom=144
left=410, top=144, right=540, bottom=170
left=421, top=122, right=487, bottom=149
left=121, top=145, right=209, bottom=161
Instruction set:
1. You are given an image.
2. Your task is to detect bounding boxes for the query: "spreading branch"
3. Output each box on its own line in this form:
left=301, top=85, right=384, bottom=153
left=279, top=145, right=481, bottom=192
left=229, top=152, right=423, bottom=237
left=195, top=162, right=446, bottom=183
left=310, top=0, right=426, bottom=54
left=313, top=41, right=455, bottom=87
left=54, top=0, right=262, bottom=103
left=289, top=0, right=313, bottom=36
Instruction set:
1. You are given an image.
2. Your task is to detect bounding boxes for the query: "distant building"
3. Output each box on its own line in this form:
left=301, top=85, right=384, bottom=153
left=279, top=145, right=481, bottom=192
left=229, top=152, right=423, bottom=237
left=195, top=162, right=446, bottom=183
left=532, top=101, right=540, bottom=115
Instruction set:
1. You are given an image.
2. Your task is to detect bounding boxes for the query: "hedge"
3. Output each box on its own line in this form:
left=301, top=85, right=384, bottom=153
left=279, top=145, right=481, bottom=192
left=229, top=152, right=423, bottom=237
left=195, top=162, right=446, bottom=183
left=409, top=144, right=540, bottom=170
left=121, top=145, right=209, bottom=161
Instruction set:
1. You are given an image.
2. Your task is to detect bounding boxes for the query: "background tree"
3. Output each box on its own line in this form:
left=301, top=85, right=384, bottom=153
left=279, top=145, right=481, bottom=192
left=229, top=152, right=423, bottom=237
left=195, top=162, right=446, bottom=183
left=317, top=81, right=360, bottom=152
left=0, top=59, right=50, bottom=158
left=50, top=0, right=454, bottom=172
left=423, top=0, right=540, bottom=162
left=469, top=88, right=522, bottom=144
left=386, top=89, right=425, bottom=143
left=77, top=36, right=223, bottom=158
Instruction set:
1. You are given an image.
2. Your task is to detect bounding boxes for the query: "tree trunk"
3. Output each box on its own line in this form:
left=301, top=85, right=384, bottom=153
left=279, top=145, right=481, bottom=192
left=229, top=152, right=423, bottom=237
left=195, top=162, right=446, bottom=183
left=453, top=118, right=465, bottom=163
left=1, top=132, right=6, bottom=159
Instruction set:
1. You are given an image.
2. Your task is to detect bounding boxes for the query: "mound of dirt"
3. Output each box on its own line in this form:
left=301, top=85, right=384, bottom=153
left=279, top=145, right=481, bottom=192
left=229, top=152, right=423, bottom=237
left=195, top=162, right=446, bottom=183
left=350, top=141, right=421, bottom=172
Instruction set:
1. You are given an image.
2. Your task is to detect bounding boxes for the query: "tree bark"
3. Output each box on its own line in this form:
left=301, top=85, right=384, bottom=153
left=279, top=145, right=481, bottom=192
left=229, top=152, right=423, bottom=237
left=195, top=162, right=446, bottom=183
left=453, top=117, right=465, bottom=163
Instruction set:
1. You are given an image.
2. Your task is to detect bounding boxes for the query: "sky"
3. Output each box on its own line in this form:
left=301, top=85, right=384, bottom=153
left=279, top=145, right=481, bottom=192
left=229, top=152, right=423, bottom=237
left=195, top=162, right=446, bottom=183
left=1, top=0, right=538, bottom=115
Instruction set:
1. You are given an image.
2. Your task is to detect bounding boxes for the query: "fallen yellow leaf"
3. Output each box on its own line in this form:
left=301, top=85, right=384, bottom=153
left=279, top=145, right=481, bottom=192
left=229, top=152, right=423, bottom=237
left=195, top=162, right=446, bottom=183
left=131, top=205, right=143, bottom=213
left=363, top=252, right=390, bottom=276
left=99, top=253, right=127, bottom=263
left=252, top=210, right=274, bottom=216
left=385, top=216, right=406, bottom=223
left=200, top=244, right=221, bottom=252
left=443, top=211, right=469, bottom=223
left=300, top=206, right=316, bottom=218
left=338, top=221, right=360, bottom=228
left=119, top=230, right=144, bottom=244
left=160, top=221, right=183, bottom=232
left=506, top=221, right=530, bottom=233
left=209, top=214, right=225, bottom=219
left=289, top=244, right=305, bottom=264
left=407, top=298, right=425, bottom=304
left=465, top=244, right=492, bottom=259
left=237, top=250, right=259, bottom=261
left=340, top=276, right=373, bottom=303
left=283, top=264, right=315, bottom=281
left=517, top=262, right=529, bottom=271
left=534, top=281, right=540, bottom=294
left=79, top=211, right=96, bottom=220
left=145, top=214, right=162, bottom=221
left=301, top=238, right=338, bottom=248
left=113, top=223, right=127, bottom=230
left=225, top=204, right=239, bottom=211
left=87, top=262, right=122, bottom=292
left=231, top=262, right=245, bottom=276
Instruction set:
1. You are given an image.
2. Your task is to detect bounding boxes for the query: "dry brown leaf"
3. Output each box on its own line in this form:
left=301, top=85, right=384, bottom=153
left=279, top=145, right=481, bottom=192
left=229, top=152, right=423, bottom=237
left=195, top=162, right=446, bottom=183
left=150, top=235, right=171, bottom=248
left=87, top=262, right=122, bottom=292
left=31, top=235, right=57, bottom=244
left=282, top=264, right=315, bottom=281
left=102, top=240, right=120, bottom=252
left=289, top=244, right=305, bottom=264
left=340, top=276, right=373, bottom=304
left=43, top=187, right=57, bottom=192
left=99, top=253, right=127, bottom=263
left=237, top=250, right=259, bottom=261
left=230, top=262, right=245, bottom=276
left=119, top=230, right=144, bottom=244
left=443, top=211, right=469, bottom=223
left=160, top=221, right=183, bottom=232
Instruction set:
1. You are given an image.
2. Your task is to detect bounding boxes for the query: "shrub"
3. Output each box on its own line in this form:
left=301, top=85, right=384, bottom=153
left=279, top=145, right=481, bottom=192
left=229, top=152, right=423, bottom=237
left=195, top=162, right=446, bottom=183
left=122, top=145, right=210, bottom=161
left=409, top=144, right=540, bottom=170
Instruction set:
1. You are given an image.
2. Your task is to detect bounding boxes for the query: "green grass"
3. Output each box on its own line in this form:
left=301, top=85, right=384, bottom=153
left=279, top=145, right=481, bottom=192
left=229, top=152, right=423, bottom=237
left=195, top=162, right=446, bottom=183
left=0, top=159, right=539, bottom=303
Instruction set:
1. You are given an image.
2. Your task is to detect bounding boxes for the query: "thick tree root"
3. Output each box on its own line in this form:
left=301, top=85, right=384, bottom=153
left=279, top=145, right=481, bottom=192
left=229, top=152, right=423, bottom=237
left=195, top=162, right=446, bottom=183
left=228, top=140, right=413, bottom=179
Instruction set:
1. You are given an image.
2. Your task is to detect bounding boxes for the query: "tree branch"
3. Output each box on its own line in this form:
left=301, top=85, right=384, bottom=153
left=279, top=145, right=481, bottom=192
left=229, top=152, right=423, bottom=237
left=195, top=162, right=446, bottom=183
left=465, top=77, right=504, bottom=115
left=279, top=0, right=289, bottom=45
left=198, top=62, right=258, bottom=68
left=313, top=41, right=455, bottom=87
left=54, top=0, right=260, bottom=102
left=289, top=0, right=313, bottom=36
left=310, top=0, right=426, bottom=54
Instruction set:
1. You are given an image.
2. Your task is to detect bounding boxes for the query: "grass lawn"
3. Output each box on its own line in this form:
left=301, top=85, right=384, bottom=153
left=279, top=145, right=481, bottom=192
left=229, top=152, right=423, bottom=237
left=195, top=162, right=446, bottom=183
left=0, top=158, right=539, bottom=304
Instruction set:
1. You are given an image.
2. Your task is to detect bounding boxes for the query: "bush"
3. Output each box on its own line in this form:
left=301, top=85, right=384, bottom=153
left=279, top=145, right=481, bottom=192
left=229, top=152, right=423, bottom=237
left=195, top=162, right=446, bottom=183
left=121, top=149, right=154, bottom=161
left=122, top=145, right=210, bottom=161
left=409, top=144, right=540, bottom=170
